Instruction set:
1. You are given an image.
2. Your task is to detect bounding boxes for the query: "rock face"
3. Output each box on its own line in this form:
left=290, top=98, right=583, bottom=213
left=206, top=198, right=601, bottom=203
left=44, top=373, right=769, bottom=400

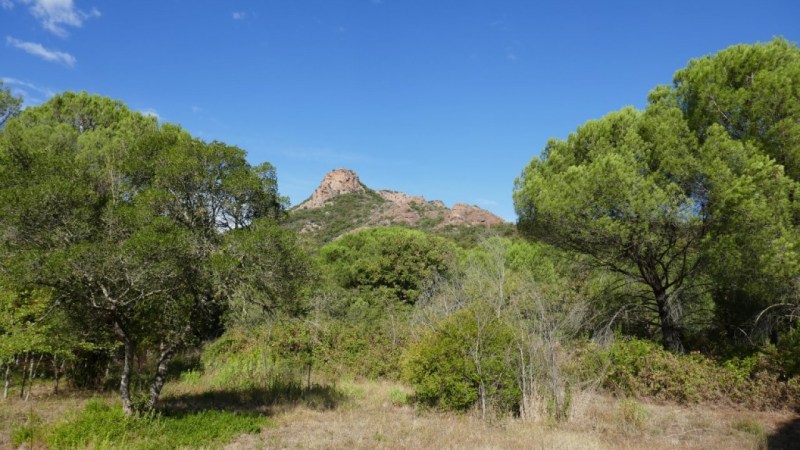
left=295, top=168, right=365, bottom=210
left=445, top=203, right=504, bottom=226
left=293, top=168, right=505, bottom=230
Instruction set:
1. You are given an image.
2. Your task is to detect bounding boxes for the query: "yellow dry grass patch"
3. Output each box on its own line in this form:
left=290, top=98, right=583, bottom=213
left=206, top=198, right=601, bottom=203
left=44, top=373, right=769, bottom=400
left=222, top=379, right=784, bottom=450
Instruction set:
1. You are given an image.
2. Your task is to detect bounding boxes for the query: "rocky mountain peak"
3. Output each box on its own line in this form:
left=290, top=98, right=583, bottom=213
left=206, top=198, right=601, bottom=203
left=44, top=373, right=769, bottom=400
left=290, top=168, right=506, bottom=240
left=295, top=168, right=365, bottom=210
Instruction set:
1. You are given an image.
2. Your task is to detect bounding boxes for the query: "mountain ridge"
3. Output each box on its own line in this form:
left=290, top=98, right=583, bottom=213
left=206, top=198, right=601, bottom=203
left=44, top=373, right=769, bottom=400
left=287, top=168, right=507, bottom=243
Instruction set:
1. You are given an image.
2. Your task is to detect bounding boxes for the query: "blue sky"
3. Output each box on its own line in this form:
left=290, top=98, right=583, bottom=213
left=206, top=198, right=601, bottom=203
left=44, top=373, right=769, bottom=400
left=2, top=1, right=798, bottom=221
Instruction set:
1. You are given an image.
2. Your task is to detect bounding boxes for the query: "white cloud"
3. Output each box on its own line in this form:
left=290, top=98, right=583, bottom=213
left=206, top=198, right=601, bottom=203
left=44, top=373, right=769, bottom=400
left=6, top=36, right=76, bottom=66
left=1, top=0, right=14, bottom=10
left=19, top=0, right=100, bottom=37
left=191, top=105, right=202, bottom=114
left=232, top=11, right=246, bottom=20
left=477, top=198, right=499, bottom=206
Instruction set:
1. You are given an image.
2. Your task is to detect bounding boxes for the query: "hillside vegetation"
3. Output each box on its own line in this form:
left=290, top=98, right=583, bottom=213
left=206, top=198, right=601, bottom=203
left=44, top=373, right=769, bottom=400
left=1, top=38, right=800, bottom=449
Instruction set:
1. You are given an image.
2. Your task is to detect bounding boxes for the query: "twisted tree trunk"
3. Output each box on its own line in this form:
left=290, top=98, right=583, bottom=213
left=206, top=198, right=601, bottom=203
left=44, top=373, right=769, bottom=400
left=146, top=342, right=175, bottom=411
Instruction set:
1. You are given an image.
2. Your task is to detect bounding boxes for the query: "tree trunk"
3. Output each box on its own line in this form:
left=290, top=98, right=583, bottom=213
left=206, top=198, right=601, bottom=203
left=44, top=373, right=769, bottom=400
left=25, top=354, right=41, bottom=401
left=655, top=289, right=684, bottom=353
left=19, top=353, right=29, bottom=400
left=120, top=339, right=135, bottom=416
left=53, top=356, right=61, bottom=396
left=3, top=359, right=11, bottom=399
left=146, top=342, right=174, bottom=411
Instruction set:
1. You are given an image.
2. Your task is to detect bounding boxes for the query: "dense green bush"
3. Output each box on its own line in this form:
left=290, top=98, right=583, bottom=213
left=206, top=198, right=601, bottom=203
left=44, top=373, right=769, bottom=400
left=402, top=306, right=520, bottom=413
left=319, top=227, right=455, bottom=305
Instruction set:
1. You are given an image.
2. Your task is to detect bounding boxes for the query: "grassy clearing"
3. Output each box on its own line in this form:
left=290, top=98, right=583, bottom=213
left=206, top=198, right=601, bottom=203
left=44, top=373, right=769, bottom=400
left=1, top=377, right=797, bottom=449
left=5, top=392, right=271, bottom=450
left=45, top=398, right=268, bottom=450
left=222, top=379, right=789, bottom=450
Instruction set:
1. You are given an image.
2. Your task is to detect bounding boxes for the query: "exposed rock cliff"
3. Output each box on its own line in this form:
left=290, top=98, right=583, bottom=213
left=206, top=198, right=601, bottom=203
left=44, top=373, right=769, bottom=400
left=295, top=168, right=366, bottom=210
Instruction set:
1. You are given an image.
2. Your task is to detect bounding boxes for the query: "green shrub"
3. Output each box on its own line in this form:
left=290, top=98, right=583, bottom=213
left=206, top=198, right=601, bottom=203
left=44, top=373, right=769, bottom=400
left=319, top=226, right=455, bottom=305
left=402, top=306, right=520, bottom=413
left=599, top=338, right=800, bottom=410
left=776, top=324, right=800, bottom=377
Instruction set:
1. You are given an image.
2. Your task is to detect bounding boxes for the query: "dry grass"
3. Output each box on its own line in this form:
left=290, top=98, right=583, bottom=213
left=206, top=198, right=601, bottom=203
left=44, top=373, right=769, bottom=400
left=223, top=380, right=789, bottom=450
left=1, top=379, right=797, bottom=449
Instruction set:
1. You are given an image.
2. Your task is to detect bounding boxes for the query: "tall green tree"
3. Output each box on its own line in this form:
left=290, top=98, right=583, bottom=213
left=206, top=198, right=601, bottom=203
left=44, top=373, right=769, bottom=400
left=0, top=92, right=297, bottom=414
left=514, top=100, right=796, bottom=352
left=667, top=38, right=800, bottom=339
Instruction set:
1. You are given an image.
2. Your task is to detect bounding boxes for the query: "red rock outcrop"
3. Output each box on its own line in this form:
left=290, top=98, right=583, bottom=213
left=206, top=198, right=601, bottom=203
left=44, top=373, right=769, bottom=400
left=295, top=168, right=365, bottom=210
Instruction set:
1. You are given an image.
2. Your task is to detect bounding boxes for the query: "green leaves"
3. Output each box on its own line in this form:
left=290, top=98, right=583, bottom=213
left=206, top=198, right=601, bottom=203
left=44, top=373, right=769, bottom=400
left=215, top=219, right=312, bottom=321
left=0, top=81, right=22, bottom=129
left=674, top=38, right=800, bottom=179
left=0, top=91, right=303, bottom=410
left=319, top=227, right=455, bottom=305
left=515, top=39, right=800, bottom=351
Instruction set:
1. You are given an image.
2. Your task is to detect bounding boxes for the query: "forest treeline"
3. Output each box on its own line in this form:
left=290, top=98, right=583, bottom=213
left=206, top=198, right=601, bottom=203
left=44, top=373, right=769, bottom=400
left=1, top=38, right=800, bottom=421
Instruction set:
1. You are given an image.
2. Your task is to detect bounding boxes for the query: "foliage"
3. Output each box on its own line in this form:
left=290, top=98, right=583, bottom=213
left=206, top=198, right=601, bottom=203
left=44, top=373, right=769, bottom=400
left=671, top=38, right=800, bottom=180
left=0, top=81, right=22, bottom=129
left=0, top=92, right=302, bottom=414
left=388, top=387, right=410, bottom=406
left=204, top=316, right=404, bottom=383
left=598, top=338, right=800, bottom=409
left=663, top=38, right=800, bottom=342
left=201, top=327, right=311, bottom=391
left=515, top=69, right=798, bottom=352
left=319, top=227, right=455, bottom=305
left=775, top=323, right=800, bottom=377
left=0, top=281, right=100, bottom=398
left=403, top=305, right=520, bottom=414
left=215, top=219, right=313, bottom=323
left=314, top=318, right=406, bottom=379
left=514, top=105, right=707, bottom=351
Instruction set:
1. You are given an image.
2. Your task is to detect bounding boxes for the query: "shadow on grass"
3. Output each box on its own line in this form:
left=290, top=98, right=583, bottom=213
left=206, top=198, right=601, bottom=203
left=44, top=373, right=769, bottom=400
left=159, top=383, right=346, bottom=418
left=767, top=416, right=800, bottom=449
